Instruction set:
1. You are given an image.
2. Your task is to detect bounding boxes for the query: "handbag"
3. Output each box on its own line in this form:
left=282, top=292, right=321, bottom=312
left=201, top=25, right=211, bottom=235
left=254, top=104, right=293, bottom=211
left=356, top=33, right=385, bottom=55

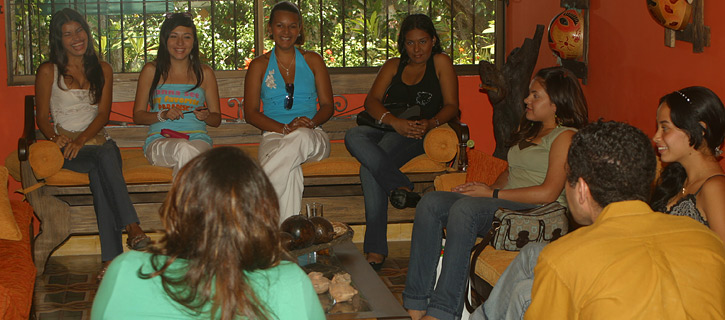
left=464, top=202, right=569, bottom=313
left=56, top=125, right=108, bottom=146
left=355, top=102, right=421, bottom=131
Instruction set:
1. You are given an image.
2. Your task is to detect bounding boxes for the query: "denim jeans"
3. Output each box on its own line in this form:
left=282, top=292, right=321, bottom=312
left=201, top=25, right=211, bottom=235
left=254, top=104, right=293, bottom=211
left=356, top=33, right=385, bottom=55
left=478, top=242, right=546, bottom=320
left=62, top=140, right=141, bottom=261
left=344, top=125, right=424, bottom=256
left=403, top=191, right=537, bottom=320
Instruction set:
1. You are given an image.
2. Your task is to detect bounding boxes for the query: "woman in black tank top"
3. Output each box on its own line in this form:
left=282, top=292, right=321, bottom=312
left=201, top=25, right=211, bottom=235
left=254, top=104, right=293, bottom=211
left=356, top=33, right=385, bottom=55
left=651, top=86, right=725, bottom=243
left=344, top=14, right=459, bottom=268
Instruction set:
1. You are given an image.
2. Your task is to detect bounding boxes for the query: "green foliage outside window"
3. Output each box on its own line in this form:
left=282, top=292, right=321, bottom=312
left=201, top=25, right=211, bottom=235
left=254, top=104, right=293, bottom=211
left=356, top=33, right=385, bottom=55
left=8, top=0, right=496, bottom=77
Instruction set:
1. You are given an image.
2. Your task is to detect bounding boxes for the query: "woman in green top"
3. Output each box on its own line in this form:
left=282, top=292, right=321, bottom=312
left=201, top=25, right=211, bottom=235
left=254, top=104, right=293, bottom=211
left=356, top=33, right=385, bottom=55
left=403, top=67, right=589, bottom=320
left=91, top=147, right=324, bottom=319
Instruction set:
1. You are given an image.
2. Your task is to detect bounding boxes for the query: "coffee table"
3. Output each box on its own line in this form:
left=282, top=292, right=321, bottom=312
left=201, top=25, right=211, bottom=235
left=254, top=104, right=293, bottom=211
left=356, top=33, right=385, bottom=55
left=299, top=241, right=410, bottom=319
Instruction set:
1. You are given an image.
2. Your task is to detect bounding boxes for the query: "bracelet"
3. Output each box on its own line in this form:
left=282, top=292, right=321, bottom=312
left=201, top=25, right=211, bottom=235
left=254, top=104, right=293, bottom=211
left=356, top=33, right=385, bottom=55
left=157, top=110, right=167, bottom=122
left=49, top=134, right=58, bottom=142
left=377, top=111, right=391, bottom=125
left=282, top=124, right=290, bottom=134
left=492, top=189, right=500, bottom=198
left=432, top=117, right=441, bottom=127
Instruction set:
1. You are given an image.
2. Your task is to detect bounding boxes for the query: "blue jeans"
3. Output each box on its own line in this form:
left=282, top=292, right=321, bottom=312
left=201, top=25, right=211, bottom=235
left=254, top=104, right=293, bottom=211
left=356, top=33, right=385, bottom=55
left=62, top=140, right=141, bottom=261
left=479, top=242, right=546, bottom=320
left=344, top=125, right=424, bottom=256
left=403, top=191, right=537, bottom=320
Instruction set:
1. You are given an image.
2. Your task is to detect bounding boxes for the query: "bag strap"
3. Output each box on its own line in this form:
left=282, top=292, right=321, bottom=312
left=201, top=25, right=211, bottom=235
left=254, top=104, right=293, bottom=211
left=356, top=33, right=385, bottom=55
left=465, top=219, right=501, bottom=313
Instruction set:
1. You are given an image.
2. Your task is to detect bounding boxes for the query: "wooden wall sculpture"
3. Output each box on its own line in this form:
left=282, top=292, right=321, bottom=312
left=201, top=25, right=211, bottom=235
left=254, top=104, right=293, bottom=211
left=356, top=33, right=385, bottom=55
left=479, top=25, right=544, bottom=160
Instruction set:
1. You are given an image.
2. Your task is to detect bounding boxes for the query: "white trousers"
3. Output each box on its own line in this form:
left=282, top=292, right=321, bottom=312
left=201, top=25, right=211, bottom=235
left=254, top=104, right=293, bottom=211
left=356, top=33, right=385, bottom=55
left=259, top=127, right=330, bottom=223
left=145, top=138, right=212, bottom=175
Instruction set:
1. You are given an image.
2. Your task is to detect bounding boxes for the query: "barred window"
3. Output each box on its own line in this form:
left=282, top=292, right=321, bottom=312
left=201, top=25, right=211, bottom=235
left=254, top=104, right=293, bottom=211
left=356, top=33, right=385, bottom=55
left=7, top=0, right=501, bottom=84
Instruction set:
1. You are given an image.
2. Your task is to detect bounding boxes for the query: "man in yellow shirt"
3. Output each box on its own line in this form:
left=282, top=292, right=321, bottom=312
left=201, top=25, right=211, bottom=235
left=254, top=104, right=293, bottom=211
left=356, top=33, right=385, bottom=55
left=476, top=121, right=725, bottom=319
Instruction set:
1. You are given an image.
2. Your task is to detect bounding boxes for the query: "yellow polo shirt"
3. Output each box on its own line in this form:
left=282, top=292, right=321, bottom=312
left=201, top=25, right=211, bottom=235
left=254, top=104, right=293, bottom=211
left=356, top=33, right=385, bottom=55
left=526, top=200, right=725, bottom=319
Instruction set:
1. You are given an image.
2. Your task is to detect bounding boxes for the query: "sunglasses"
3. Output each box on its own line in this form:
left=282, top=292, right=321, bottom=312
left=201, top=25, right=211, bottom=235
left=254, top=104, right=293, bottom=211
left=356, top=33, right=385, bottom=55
left=165, top=12, right=193, bottom=19
left=284, top=83, right=294, bottom=110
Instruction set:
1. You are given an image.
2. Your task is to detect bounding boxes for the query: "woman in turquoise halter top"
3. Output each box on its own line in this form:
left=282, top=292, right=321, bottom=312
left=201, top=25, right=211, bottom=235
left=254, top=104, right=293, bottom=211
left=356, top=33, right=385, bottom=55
left=243, top=1, right=334, bottom=222
left=133, top=13, right=221, bottom=175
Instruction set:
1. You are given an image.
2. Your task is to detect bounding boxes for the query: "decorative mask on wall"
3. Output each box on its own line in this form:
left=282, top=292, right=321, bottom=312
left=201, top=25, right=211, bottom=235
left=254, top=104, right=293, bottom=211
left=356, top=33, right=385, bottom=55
left=548, top=9, right=584, bottom=60
left=646, top=0, right=693, bottom=31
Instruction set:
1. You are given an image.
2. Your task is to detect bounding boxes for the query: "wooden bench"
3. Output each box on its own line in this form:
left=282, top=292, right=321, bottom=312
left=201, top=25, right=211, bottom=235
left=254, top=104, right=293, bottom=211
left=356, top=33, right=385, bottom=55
left=18, top=95, right=469, bottom=275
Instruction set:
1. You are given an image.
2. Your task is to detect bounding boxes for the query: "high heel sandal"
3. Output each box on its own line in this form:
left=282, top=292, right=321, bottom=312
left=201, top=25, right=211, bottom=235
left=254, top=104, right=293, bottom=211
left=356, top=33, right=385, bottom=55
left=126, top=234, right=151, bottom=250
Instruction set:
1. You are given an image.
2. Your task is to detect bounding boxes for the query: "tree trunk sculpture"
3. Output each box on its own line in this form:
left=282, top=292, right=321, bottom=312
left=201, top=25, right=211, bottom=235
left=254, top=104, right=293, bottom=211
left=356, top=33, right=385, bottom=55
left=479, top=24, right=544, bottom=160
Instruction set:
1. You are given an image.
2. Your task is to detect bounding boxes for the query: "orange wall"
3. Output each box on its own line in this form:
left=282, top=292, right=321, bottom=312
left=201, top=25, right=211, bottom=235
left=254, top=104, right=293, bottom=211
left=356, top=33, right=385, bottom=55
left=507, top=0, right=725, bottom=167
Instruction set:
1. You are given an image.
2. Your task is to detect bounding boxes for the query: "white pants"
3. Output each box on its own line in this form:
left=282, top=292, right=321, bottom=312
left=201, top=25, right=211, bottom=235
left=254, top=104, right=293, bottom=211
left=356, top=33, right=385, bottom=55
left=259, top=127, right=330, bottom=223
left=145, top=138, right=212, bottom=175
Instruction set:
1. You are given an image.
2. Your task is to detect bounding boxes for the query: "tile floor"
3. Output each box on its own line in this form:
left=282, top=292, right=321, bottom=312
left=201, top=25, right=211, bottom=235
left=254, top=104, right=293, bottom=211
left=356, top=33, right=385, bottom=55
left=32, top=241, right=411, bottom=320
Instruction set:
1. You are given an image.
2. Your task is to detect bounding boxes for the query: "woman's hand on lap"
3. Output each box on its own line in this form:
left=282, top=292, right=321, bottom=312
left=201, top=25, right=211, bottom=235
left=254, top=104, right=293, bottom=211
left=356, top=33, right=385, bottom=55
left=286, top=116, right=315, bottom=133
left=392, top=118, right=426, bottom=139
left=63, top=138, right=86, bottom=160
left=164, top=107, right=184, bottom=120
left=452, top=181, right=493, bottom=197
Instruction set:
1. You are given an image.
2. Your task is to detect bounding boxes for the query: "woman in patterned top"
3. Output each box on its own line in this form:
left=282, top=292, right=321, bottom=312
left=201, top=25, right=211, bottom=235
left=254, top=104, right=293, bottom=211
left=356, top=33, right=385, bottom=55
left=651, top=86, right=725, bottom=243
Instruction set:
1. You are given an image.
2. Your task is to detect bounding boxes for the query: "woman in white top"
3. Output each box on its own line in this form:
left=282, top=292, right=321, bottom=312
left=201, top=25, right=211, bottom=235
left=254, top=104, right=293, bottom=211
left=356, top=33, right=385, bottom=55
left=34, top=8, right=149, bottom=279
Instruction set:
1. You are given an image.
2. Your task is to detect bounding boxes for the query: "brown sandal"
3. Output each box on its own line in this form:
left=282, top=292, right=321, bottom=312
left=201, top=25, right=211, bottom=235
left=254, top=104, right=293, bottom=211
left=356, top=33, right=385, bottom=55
left=126, top=234, right=151, bottom=250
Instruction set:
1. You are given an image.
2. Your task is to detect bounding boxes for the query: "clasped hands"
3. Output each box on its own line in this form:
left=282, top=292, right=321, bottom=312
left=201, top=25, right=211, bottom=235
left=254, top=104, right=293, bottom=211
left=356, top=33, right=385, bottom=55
left=52, top=134, right=84, bottom=160
left=283, top=116, right=316, bottom=134
left=162, top=106, right=210, bottom=121
left=392, top=118, right=432, bottom=139
left=451, top=181, right=494, bottom=197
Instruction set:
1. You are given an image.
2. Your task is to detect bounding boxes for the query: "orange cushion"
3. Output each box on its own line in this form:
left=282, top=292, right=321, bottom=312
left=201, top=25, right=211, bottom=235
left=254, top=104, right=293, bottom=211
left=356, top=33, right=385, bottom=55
left=424, top=126, right=458, bottom=163
left=434, top=172, right=467, bottom=192
left=28, top=141, right=64, bottom=179
left=473, top=246, right=519, bottom=286
left=4, top=151, right=20, bottom=183
left=465, top=149, right=508, bottom=185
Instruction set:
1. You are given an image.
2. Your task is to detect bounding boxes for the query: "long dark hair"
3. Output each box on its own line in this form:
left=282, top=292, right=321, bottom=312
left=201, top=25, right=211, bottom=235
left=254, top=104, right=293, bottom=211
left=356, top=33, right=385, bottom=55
left=140, top=147, right=282, bottom=320
left=650, top=86, right=725, bottom=212
left=147, top=13, right=203, bottom=106
left=508, top=67, right=589, bottom=146
left=49, top=8, right=104, bottom=105
left=268, top=1, right=305, bottom=45
left=397, top=14, right=443, bottom=66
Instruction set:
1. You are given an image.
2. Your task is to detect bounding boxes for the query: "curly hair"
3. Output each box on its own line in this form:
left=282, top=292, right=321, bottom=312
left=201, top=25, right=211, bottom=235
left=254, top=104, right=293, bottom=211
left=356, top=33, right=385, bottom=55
left=567, top=121, right=657, bottom=208
left=148, top=12, right=203, bottom=106
left=49, top=8, right=104, bottom=105
left=268, top=1, right=305, bottom=45
left=140, top=147, right=282, bottom=320
left=397, top=14, right=443, bottom=66
left=508, top=67, right=589, bottom=146
left=650, top=86, right=725, bottom=212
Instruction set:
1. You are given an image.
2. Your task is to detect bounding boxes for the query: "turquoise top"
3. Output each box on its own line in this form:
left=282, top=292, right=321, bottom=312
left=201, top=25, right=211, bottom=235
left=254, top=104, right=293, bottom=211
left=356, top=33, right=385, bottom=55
left=91, top=251, right=325, bottom=319
left=261, top=47, right=318, bottom=124
left=145, top=84, right=212, bottom=151
left=505, top=126, right=575, bottom=207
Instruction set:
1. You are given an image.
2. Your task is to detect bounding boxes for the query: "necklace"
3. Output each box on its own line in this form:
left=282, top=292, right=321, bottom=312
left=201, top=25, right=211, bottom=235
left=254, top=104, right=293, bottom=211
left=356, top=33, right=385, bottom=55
left=278, top=55, right=295, bottom=77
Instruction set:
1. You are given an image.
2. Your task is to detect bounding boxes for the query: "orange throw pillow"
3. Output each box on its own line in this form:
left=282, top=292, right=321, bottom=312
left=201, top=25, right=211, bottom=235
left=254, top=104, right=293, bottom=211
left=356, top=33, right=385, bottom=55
left=0, top=166, right=21, bottom=241
left=464, top=149, right=508, bottom=186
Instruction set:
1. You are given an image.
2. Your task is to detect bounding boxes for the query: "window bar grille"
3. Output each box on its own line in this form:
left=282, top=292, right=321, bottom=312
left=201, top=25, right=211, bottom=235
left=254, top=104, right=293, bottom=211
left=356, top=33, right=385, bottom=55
left=210, top=0, right=216, bottom=69
left=318, top=0, right=323, bottom=55
left=363, top=0, right=367, bottom=66
left=233, top=0, right=238, bottom=70
left=143, top=1, right=148, bottom=64
left=471, top=0, right=476, bottom=64
left=384, top=0, right=389, bottom=59
left=449, top=0, right=454, bottom=59
left=120, top=0, right=125, bottom=72
left=25, top=0, right=35, bottom=75
left=341, top=0, right=346, bottom=67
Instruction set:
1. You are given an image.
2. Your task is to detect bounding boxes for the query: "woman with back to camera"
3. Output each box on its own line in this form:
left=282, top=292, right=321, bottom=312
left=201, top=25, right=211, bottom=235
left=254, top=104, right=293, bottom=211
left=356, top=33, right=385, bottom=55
left=91, top=147, right=325, bottom=319
left=344, top=13, right=459, bottom=269
left=133, top=12, right=222, bottom=175
left=244, top=1, right=334, bottom=222
left=651, top=86, right=725, bottom=243
left=34, top=8, right=149, bottom=279
left=404, top=67, right=588, bottom=320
